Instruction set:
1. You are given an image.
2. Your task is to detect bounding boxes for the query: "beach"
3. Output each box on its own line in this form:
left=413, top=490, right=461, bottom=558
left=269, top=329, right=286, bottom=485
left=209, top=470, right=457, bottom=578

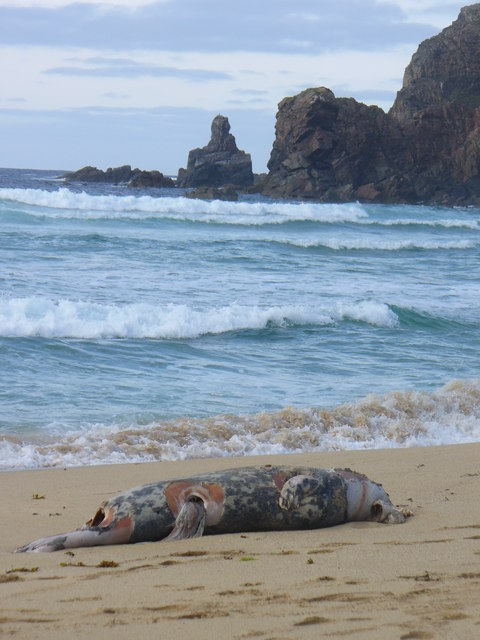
left=2, top=443, right=479, bottom=639
left=2, top=3, right=480, bottom=636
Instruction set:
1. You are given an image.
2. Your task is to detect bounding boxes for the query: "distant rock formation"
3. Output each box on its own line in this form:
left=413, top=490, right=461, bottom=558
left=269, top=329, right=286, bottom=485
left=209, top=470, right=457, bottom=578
left=184, top=185, right=239, bottom=201
left=64, top=165, right=175, bottom=188
left=262, top=4, right=480, bottom=205
left=177, top=115, right=254, bottom=188
left=128, top=170, right=175, bottom=188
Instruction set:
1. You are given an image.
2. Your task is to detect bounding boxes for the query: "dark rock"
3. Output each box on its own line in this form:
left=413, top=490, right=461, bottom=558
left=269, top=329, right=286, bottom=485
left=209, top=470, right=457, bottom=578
left=64, top=165, right=134, bottom=184
left=391, top=5, right=480, bottom=122
left=262, top=4, right=480, bottom=205
left=242, top=173, right=268, bottom=194
left=254, top=173, right=268, bottom=186
left=184, top=185, right=239, bottom=201
left=64, top=165, right=174, bottom=188
left=177, top=115, right=254, bottom=188
left=263, top=87, right=405, bottom=202
left=105, top=165, right=136, bottom=184
left=129, top=170, right=174, bottom=188
left=64, top=165, right=107, bottom=182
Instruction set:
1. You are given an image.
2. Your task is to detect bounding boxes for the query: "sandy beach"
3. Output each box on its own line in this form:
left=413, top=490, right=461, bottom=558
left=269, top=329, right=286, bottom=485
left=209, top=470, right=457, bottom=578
left=1, top=443, right=480, bottom=639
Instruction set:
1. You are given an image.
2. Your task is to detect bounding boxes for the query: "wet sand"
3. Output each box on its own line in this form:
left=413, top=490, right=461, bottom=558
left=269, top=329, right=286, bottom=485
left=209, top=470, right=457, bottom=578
left=1, top=443, right=480, bottom=639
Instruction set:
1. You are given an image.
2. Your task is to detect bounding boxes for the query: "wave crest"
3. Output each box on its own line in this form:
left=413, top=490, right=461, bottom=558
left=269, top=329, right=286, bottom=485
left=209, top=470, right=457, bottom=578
left=0, top=297, right=399, bottom=339
left=1, top=379, right=478, bottom=470
left=0, top=187, right=368, bottom=225
left=277, top=238, right=475, bottom=251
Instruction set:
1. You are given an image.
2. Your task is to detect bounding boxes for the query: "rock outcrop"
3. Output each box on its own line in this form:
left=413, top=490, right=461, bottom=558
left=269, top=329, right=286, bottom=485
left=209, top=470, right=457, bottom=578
left=128, top=170, right=175, bottom=188
left=64, top=165, right=175, bottom=188
left=177, top=115, right=253, bottom=188
left=263, top=4, right=480, bottom=205
left=184, top=185, right=239, bottom=201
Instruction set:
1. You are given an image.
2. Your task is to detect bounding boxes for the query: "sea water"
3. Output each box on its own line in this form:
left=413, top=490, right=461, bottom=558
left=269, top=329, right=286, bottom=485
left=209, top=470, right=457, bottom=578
left=1, top=168, right=479, bottom=470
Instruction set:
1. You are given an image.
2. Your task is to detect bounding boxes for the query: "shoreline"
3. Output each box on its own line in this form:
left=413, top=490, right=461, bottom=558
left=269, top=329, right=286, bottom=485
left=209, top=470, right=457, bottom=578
left=2, top=443, right=480, bottom=638
left=3, top=378, right=479, bottom=471
left=2, top=436, right=480, bottom=475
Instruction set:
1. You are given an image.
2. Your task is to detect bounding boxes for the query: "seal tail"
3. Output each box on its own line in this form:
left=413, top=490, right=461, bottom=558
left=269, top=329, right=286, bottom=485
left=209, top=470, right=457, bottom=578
left=15, top=529, right=106, bottom=553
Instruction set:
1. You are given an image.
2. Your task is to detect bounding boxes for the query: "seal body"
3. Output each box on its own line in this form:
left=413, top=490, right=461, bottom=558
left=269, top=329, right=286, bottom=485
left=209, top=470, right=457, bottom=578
left=15, top=465, right=410, bottom=552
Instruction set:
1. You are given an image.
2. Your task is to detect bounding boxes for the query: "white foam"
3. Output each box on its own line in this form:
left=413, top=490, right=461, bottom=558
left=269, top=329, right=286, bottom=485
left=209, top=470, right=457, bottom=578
left=0, top=297, right=398, bottom=338
left=3, top=187, right=479, bottom=232
left=1, top=379, right=479, bottom=470
left=0, top=187, right=368, bottom=225
left=276, top=237, right=475, bottom=251
left=371, top=218, right=480, bottom=230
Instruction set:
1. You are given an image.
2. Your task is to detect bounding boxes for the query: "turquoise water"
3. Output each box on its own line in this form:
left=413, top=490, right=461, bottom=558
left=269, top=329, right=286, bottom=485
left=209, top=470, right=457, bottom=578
left=1, top=168, right=479, bottom=469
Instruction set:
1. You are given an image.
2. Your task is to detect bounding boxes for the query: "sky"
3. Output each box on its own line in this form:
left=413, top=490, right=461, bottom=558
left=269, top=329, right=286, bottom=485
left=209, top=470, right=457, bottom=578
left=0, top=0, right=470, bottom=174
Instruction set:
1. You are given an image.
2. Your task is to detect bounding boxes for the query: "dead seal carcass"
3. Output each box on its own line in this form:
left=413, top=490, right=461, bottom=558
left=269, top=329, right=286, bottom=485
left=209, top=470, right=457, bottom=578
left=15, top=465, right=410, bottom=552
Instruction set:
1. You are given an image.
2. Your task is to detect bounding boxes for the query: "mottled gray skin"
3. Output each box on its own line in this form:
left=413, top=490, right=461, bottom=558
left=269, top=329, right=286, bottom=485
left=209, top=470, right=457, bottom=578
left=201, top=465, right=347, bottom=534
left=16, top=465, right=408, bottom=552
left=97, top=466, right=346, bottom=542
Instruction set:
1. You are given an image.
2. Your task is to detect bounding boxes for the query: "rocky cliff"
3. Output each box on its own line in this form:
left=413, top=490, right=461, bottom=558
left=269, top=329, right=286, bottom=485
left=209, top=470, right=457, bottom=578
left=263, top=4, right=480, bottom=205
left=177, top=115, right=253, bottom=188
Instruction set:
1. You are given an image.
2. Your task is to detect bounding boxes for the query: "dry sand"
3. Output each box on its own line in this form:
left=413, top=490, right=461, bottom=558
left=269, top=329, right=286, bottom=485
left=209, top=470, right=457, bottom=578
left=1, top=443, right=480, bottom=639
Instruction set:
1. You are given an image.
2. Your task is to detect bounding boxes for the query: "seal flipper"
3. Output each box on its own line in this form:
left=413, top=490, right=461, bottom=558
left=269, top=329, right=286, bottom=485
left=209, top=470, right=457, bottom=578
left=166, top=497, right=206, bottom=541
left=278, top=475, right=322, bottom=511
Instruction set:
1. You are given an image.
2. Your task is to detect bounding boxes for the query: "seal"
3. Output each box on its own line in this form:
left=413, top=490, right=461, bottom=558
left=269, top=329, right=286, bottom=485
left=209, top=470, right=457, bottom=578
left=15, top=465, right=411, bottom=552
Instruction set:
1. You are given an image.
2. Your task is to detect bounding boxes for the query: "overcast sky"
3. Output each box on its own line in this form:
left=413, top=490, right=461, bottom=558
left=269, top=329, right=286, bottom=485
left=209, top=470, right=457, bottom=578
left=0, top=0, right=468, bottom=173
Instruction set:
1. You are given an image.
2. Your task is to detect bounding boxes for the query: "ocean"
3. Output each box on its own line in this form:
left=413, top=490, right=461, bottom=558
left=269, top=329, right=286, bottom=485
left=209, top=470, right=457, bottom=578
left=1, top=167, right=479, bottom=470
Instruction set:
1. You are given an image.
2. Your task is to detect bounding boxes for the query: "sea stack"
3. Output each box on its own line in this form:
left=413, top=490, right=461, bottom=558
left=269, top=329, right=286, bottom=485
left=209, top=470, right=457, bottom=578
left=177, top=115, right=254, bottom=188
left=262, top=3, right=480, bottom=205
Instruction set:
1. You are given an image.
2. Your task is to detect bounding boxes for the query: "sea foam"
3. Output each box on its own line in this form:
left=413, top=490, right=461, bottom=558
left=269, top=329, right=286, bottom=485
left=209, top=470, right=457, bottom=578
left=0, top=187, right=368, bottom=225
left=2, top=187, right=479, bottom=230
left=0, top=297, right=399, bottom=339
left=274, top=237, right=475, bottom=251
left=1, top=379, right=478, bottom=470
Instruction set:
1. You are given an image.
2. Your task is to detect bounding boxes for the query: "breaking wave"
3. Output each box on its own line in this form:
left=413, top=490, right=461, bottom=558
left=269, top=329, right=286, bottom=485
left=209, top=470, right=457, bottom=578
left=0, top=297, right=399, bottom=339
left=1, top=379, right=479, bottom=470
left=1, top=187, right=479, bottom=231
left=0, top=187, right=368, bottom=225
left=273, top=238, right=475, bottom=251
left=0, top=188, right=480, bottom=231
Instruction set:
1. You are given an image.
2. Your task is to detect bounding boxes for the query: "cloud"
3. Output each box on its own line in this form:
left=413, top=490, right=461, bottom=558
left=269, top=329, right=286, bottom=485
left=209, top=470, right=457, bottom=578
left=0, top=0, right=467, bottom=172
left=44, top=58, right=232, bottom=82
left=0, top=1, right=159, bottom=6
left=233, top=88, right=268, bottom=96
left=0, top=43, right=414, bottom=116
left=0, top=0, right=446, bottom=53
left=102, top=91, right=130, bottom=99
left=376, top=1, right=465, bottom=27
left=331, top=86, right=399, bottom=105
